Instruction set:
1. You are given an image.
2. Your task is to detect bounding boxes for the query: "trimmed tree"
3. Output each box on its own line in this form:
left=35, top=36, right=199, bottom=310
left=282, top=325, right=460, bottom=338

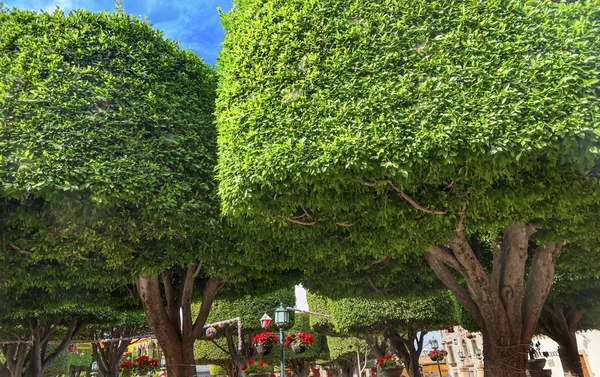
left=0, top=6, right=222, bottom=377
left=216, top=1, right=600, bottom=376
left=86, top=310, right=149, bottom=377
left=194, top=288, right=296, bottom=377
left=326, top=293, right=455, bottom=377
left=538, top=245, right=600, bottom=377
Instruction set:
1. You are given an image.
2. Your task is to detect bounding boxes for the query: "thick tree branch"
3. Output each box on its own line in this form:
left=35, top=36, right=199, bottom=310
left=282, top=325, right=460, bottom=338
left=285, top=217, right=317, bottom=226
left=9, top=242, right=32, bottom=255
left=191, top=277, right=227, bottom=340
left=360, top=255, right=388, bottom=270
left=43, top=318, right=84, bottom=370
left=425, top=251, right=485, bottom=330
left=522, top=241, right=563, bottom=342
left=366, top=276, right=391, bottom=294
left=448, top=232, right=510, bottom=338
left=428, top=246, right=463, bottom=272
left=137, top=273, right=182, bottom=351
left=163, top=271, right=178, bottom=330
left=364, top=180, right=447, bottom=215
left=496, top=225, right=535, bottom=341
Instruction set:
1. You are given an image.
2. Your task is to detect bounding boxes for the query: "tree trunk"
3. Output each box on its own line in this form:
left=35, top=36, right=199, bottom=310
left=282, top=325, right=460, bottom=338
left=223, top=361, right=241, bottom=377
left=21, top=318, right=83, bottom=377
left=136, top=266, right=226, bottom=377
left=539, top=302, right=585, bottom=377
left=287, top=360, right=309, bottom=377
left=425, top=224, right=563, bottom=377
left=339, top=360, right=354, bottom=377
left=364, top=336, right=385, bottom=359
left=1, top=363, right=12, bottom=377
left=224, top=327, right=252, bottom=377
left=384, top=327, right=426, bottom=377
left=0, top=342, right=29, bottom=377
left=90, top=327, right=135, bottom=377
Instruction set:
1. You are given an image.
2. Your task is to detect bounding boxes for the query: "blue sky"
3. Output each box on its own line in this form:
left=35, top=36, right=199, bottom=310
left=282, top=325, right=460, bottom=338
left=3, top=0, right=233, bottom=65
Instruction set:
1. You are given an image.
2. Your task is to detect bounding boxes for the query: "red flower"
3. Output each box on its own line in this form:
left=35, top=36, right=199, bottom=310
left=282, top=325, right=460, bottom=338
left=258, top=360, right=265, bottom=367
left=284, top=332, right=315, bottom=348
left=252, top=332, right=279, bottom=347
left=241, top=366, right=247, bottom=371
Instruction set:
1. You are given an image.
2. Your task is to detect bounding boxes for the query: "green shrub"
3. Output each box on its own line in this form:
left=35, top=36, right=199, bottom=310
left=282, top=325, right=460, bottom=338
left=217, top=0, right=600, bottom=248
left=0, top=7, right=217, bottom=269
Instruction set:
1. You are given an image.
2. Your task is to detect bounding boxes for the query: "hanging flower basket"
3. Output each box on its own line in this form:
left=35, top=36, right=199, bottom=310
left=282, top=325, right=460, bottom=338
left=429, top=350, right=448, bottom=362
left=381, top=366, right=404, bottom=377
left=248, top=373, right=271, bottom=377
left=252, top=332, right=279, bottom=356
left=375, top=354, right=406, bottom=377
left=284, top=332, right=315, bottom=354
left=242, top=359, right=272, bottom=377
left=255, top=344, right=273, bottom=356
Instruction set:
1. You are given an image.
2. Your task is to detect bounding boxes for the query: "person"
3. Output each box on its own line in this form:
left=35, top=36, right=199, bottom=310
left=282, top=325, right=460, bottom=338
left=158, top=367, right=167, bottom=377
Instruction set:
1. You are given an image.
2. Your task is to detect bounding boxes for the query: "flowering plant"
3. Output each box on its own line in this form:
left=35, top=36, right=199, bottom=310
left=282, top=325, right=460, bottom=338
left=252, top=332, right=279, bottom=347
left=284, top=332, right=315, bottom=348
left=241, top=359, right=271, bottom=374
left=118, top=362, right=134, bottom=377
left=119, top=356, right=160, bottom=376
left=429, top=349, right=448, bottom=361
left=375, top=354, right=406, bottom=368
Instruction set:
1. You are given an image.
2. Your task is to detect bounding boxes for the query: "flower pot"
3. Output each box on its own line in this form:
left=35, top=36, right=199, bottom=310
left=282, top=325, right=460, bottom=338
left=248, top=373, right=271, bottom=377
left=381, top=366, right=404, bottom=377
left=291, top=344, right=306, bottom=354
left=527, top=359, right=546, bottom=371
left=255, top=344, right=273, bottom=356
left=429, top=355, right=446, bottom=362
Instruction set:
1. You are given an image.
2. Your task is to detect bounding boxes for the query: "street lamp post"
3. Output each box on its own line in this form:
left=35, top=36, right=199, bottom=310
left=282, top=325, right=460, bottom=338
left=274, top=305, right=290, bottom=377
left=431, top=340, right=443, bottom=377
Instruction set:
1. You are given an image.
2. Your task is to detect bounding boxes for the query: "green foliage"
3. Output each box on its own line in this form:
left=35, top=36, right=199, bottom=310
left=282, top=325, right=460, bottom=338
left=286, top=313, right=328, bottom=361
left=216, top=0, right=600, bottom=288
left=205, top=287, right=296, bottom=332
left=306, top=292, right=332, bottom=333
left=210, top=365, right=227, bottom=375
left=325, top=336, right=365, bottom=361
left=0, top=7, right=218, bottom=272
left=194, top=288, right=296, bottom=364
left=328, top=292, right=455, bottom=334
left=46, top=346, right=71, bottom=375
left=45, top=346, right=91, bottom=374
left=69, top=349, right=93, bottom=370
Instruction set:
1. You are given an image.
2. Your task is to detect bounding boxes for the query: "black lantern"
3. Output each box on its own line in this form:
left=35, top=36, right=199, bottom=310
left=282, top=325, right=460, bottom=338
left=275, top=304, right=289, bottom=328
left=458, top=351, right=465, bottom=360
left=431, top=339, right=439, bottom=350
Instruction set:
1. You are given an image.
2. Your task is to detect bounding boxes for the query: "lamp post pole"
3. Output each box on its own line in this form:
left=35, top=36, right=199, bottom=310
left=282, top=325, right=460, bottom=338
left=431, top=340, right=443, bottom=377
left=275, top=305, right=290, bottom=377
left=279, top=326, right=285, bottom=377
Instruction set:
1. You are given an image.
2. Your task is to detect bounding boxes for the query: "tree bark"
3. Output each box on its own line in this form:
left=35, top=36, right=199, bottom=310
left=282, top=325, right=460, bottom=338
left=364, top=335, right=386, bottom=359
left=384, top=326, right=426, bottom=377
left=224, top=326, right=252, bottom=377
left=0, top=365, right=11, bottom=377
left=23, top=317, right=83, bottom=377
left=0, top=341, right=29, bottom=377
left=539, top=302, right=585, bottom=377
left=287, top=359, right=310, bottom=377
left=339, top=360, right=354, bottom=377
left=90, top=327, right=136, bottom=377
left=136, top=266, right=226, bottom=377
left=425, top=224, right=563, bottom=377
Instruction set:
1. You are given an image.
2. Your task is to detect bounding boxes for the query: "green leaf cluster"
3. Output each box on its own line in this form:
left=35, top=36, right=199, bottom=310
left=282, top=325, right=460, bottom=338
left=216, top=0, right=600, bottom=279
left=0, top=7, right=218, bottom=272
